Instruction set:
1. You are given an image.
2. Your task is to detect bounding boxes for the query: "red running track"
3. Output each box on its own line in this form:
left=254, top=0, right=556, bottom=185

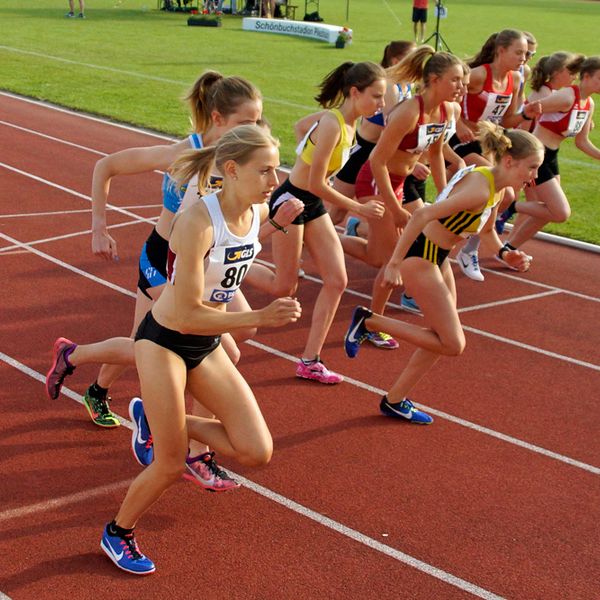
left=0, top=92, right=599, bottom=600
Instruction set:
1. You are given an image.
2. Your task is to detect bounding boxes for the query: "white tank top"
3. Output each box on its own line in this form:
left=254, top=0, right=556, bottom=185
left=167, top=192, right=262, bottom=304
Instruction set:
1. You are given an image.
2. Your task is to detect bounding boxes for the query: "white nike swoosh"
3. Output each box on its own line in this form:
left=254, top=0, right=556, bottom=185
left=385, top=402, right=412, bottom=419
left=136, top=415, right=147, bottom=445
left=103, top=540, right=124, bottom=561
left=346, top=318, right=365, bottom=344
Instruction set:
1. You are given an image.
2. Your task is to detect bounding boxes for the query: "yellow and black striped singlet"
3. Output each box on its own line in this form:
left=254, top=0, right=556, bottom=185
left=437, top=166, right=500, bottom=237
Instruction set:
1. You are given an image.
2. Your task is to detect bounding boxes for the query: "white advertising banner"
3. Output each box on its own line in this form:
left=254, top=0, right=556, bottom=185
left=242, top=18, right=351, bottom=44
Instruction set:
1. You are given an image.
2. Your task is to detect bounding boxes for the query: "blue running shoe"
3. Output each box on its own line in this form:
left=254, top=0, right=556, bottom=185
left=129, top=397, right=153, bottom=466
left=344, top=306, right=372, bottom=358
left=101, top=525, right=155, bottom=575
left=380, top=396, right=433, bottom=424
left=345, top=217, right=360, bottom=237
left=400, top=294, right=421, bottom=314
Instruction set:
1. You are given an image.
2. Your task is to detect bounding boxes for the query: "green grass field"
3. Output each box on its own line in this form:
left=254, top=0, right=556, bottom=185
left=1, top=0, right=599, bottom=242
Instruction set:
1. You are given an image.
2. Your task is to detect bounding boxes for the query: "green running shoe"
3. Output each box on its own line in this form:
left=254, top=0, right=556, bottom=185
left=83, top=386, right=120, bottom=428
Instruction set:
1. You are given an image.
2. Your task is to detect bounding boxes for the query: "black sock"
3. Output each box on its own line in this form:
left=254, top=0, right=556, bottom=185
left=107, top=520, right=134, bottom=538
left=382, top=395, right=404, bottom=406
left=89, top=382, right=109, bottom=399
left=301, top=355, right=320, bottom=365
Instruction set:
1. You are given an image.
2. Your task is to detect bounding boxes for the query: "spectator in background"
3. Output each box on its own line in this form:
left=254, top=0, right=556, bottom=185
left=412, top=0, right=428, bottom=44
left=66, top=0, right=85, bottom=18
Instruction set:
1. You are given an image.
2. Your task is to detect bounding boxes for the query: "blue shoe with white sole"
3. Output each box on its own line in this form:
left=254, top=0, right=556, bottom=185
left=344, top=306, right=372, bottom=358
left=129, top=397, right=153, bottom=466
left=380, top=396, right=433, bottom=424
left=101, top=525, right=155, bottom=575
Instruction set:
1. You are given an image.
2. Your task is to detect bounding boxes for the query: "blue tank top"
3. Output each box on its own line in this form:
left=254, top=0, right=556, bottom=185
left=365, top=83, right=412, bottom=126
left=162, top=133, right=204, bottom=213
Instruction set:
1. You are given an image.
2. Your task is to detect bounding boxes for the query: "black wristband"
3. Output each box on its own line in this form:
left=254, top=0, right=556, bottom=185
left=498, top=242, right=515, bottom=260
left=269, top=217, right=288, bottom=234
left=520, top=108, right=533, bottom=121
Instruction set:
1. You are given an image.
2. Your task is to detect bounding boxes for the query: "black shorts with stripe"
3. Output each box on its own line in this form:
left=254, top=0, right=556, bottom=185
left=405, top=232, right=450, bottom=267
left=269, top=178, right=327, bottom=225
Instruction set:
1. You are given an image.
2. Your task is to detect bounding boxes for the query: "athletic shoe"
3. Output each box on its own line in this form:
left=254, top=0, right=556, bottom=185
left=367, top=331, right=399, bottom=350
left=400, top=294, right=421, bottom=314
left=183, top=451, right=241, bottom=492
left=495, top=204, right=517, bottom=234
left=65, top=11, right=75, bottom=17
left=83, top=386, right=120, bottom=428
left=380, top=396, right=433, bottom=424
left=456, top=248, right=485, bottom=282
left=46, top=337, right=77, bottom=400
left=100, top=525, right=155, bottom=575
left=77, top=12, right=85, bottom=18
left=129, top=397, right=153, bottom=466
left=344, top=305, right=372, bottom=358
left=345, top=217, right=360, bottom=237
left=296, top=360, right=343, bottom=384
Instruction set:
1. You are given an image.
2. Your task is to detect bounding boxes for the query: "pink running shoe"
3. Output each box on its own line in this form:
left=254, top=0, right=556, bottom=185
left=296, top=360, right=344, bottom=384
left=367, top=331, right=399, bottom=349
left=183, top=452, right=240, bottom=492
left=46, top=337, right=77, bottom=400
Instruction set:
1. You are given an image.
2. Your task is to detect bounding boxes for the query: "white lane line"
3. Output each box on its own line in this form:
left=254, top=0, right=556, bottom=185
left=2, top=232, right=598, bottom=472
left=0, top=351, right=503, bottom=600
left=236, top=474, right=504, bottom=600
left=460, top=325, right=600, bottom=372
left=471, top=260, right=600, bottom=304
left=0, top=48, right=314, bottom=112
left=380, top=0, right=403, bottom=26
left=0, top=119, right=110, bottom=157
left=0, top=91, right=175, bottom=141
left=0, top=232, right=136, bottom=298
left=0, top=478, right=133, bottom=522
left=0, top=218, right=156, bottom=254
left=0, top=119, right=167, bottom=175
left=0, top=204, right=161, bottom=219
left=457, top=290, right=562, bottom=313
left=247, top=340, right=600, bottom=475
left=0, top=161, right=157, bottom=226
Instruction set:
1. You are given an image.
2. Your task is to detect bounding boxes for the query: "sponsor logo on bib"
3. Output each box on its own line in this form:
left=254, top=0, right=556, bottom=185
left=225, top=244, right=255, bottom=264
left=210, top=289, right=236, bottom=303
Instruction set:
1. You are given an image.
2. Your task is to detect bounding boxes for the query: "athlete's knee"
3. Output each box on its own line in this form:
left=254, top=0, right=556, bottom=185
left=322, top=270, right=348, bottom=294
left=551, top=205, right=570, bottom=223
left=441, top=333, right=466, bottom=356
left=236, top=437, right=273, bottom=467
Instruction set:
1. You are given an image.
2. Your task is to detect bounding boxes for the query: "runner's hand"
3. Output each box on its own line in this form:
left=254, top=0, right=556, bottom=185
left=383, top=262, right=403, bottom=288
left=505, top=250, right=532, bottom=272
left=272, top=198, right=304, bottom=227
left=411, top=163, right=430, bottom=181
left=92, top=230, right=118, bottom=261
left=360, top=199, right=385, bottom=220
left=259, top=297, right=302, bottom=327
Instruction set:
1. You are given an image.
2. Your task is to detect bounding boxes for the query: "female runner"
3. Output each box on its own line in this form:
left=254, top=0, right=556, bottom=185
left=344, top=123, right=542, bottom=422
